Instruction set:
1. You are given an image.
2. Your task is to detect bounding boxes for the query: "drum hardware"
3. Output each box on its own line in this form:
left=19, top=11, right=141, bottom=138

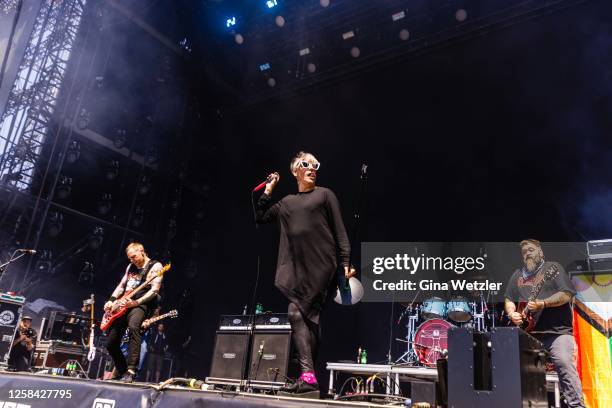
left=421, top=297, right=446, bottom=320
left=395, top=305, right=420, bottom=364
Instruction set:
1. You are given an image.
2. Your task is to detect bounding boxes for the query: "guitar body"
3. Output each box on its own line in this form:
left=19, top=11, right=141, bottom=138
left=100, top=306, right=128, bottom=332
left=516, top=301, right=536, bottom=332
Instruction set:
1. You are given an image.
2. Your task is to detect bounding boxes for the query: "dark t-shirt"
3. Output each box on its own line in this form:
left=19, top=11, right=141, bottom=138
left=504, top=261, right=576, bottom=335
left=10, top=326, right=37, bottom=361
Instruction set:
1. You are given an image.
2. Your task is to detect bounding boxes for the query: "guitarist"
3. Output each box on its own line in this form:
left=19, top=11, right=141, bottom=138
left=103, top=242, right=163, bottom=382
left=504, top=239, right=584, bottom=408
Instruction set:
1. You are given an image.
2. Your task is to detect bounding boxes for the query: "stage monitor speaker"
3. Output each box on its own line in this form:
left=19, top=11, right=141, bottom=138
left=0, top=297, right=23, bottom=364
left=248, top=330, right=291, bottom=383
left=209, top=330, right=250, bottom=380
left=447, top=327, right=547, bottom=408
left=411, top=380, right=437, bottom=408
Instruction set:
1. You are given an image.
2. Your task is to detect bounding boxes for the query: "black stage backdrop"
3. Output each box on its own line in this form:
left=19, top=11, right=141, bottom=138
left=185, top=0, right=612, bottom=385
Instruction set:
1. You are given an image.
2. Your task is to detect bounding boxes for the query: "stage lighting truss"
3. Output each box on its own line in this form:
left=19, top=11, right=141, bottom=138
left=34, top=250, right=53, bottom=274
left=105, top=160, right=119, bottom=181
left=97, top=193, right=112, bottom=216
left=77, top=261, right=95, bottom=285
left=113, top=129, right=127, bottom=149
left=66, top=141, right=81, bottom=164
left=89, top=227, right=104, bottom=250
left=47, top=211, right=63, bottom=237
left=0, top=0, right=86, bottom=190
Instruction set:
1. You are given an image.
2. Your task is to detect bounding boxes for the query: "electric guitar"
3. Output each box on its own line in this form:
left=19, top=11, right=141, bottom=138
left=100, top=263, right=171, bottom=331
left=141, top=309, right=178, bottom=330
left=516, top=263, right=559, bottom=332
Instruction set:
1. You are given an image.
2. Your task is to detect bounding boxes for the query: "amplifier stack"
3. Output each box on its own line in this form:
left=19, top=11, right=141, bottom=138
left=207, top=313, right=291, bottom=390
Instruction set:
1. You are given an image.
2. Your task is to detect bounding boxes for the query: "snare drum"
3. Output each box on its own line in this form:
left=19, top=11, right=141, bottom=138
left=446, top=297, right=472, bottom=322
left=414, top=318, right=454, bottom=367
left=421, top=297, right=447, bottom=320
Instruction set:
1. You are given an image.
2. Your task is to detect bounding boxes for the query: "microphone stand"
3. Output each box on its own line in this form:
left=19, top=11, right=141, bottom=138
left=0, top=250, right=28, bottom=289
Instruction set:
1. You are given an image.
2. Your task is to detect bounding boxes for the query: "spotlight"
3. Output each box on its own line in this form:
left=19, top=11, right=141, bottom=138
left=399, top=29, right=410, bottom=41
left=392, top=11, right=405, bottom=22
left=299, top=48, right=310, bottom=56
left=190, top=230, right=201, bottom=249
left=455, top=9, right=467, bottom=22
left=267, top=77, right=277, bottom=87
left=167, top=218, right=177, bottom=239
left=342, top=30, right=355, bottom=40
left=89, top=227, right=104, bottom=249
left=66, top=141, right=81, bottom=164
left=78, top=261, right=95, bottom=285
left=350, top=46, right=361, bottom=58
left=47, top=212, right=63, bottom=237
left=275, top=15, right=285, bottom=27
left=105, top=160, right=119, bottom=181
left=234, top=33, right=244, bottom=45
left=56, top=176, right=72, bottom=199
left=259, top=63, right=271, bottom=71
left=113, top=129, right=127, bottom=148
left=97, top=193, right=112, bottom=215
left=76, top=109, right=89, bottom=130
left=34, top=251, right=53, bottom=274
left=307, top=63, right=317, bottom=73
left=132, top=206, right=144, bottom=228
left=145, top=146, right=158, bottom=166
left=226, top=16, right=236, bottom=28
left=266, top=0, right=278, bottom=8
left=138, top=175, right=151, bottom=195
left=320, top=0, right=330, bottom=7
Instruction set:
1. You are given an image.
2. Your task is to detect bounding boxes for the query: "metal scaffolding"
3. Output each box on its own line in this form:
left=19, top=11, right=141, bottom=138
left=0, top=0, right=86, bottom=190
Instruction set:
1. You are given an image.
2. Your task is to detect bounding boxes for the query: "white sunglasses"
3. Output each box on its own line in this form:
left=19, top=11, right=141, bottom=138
left=299, top=161, right=320, bottom=170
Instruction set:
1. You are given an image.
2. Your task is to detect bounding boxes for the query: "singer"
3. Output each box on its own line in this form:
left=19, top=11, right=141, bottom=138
left=255, top=151, right=354, bottom=397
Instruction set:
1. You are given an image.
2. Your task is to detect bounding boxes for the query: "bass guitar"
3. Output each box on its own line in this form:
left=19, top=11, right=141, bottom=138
left=141, top=309, right=178, bottom=330
left=101, top=263, right=171, bottom=331
left=516, top=263, right=559, bottom=332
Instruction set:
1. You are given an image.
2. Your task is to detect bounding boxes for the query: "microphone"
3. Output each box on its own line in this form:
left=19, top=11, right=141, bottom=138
left=17, top=249, right=36, bottom=254
left=252, top=175, right=274, bottom=192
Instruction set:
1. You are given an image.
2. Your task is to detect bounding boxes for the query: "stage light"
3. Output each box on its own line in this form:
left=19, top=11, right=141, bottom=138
left=392, top=11, right=405, bottom=22
left=267, top=77, right=277, bottom=87
left=307, top=63, right=317, bottom=73
left=350, top=46, right=361, bottom=58
left=105, top=160, right=119, bottom=181
left=275, top=15, right=285, bottom=27
left=299, top=48, right=310, bottom=56
left=131, top=206, right=144, bottom=228
left=76, top=109, right=89, bottom=130
left=66, top=141, right=81, bottom=164
left=226, top=16, right=236, bottom=28
left=266, top=0, right=278, bottom=8
left=113, top=129, right=127, bottom=148
left=78, top=262, right=95, bottom=285
left=259, top=63, right=271, bottom=71
left=455, top=9, right=467, bottom=22
left=47, top=212, right=63, bottom=237
left=97, top=193, right=112, bottom=215
left=399, top=29, right=410, bottom=41
left=138, top=175, right=151, bottom=195
left=35, top=251, right=53, bottom=274
left=89, top=227, right=104, bottom=249
left=56, top=176, right=72, bottom=199
left=320, top=0, right=330, bottom=7
left=235, top=33, right=244, bottom=45
left=342, top=31, right=355, bottom=40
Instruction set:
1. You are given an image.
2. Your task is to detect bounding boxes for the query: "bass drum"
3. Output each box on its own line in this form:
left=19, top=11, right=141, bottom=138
left=413, top=318, right=454, bottom=367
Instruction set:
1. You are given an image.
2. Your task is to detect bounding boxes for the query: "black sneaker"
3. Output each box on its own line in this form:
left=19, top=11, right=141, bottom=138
left=278, top=379, right=320, bottom=398
left=109, top=369, right=124, bottom=381
left=120, top=370, right=136, bottom=383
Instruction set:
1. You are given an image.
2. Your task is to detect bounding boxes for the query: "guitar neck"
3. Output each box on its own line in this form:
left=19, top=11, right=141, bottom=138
left=148, top=311, right=175, bottom=325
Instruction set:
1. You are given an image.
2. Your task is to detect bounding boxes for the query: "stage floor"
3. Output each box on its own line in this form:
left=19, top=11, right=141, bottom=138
left=0, top=371, right=398, bottom=408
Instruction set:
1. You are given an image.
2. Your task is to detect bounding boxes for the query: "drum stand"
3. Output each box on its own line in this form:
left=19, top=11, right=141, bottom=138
left=395, top=306, right=419, bottom=364
left=471, top=298, right=488, bottom=332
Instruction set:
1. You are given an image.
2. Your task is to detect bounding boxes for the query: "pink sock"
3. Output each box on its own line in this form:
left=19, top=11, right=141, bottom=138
left=300, top=371, right=317, bottom=384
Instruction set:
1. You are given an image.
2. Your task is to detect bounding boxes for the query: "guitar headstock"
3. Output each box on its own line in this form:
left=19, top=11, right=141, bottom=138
left=157, top=263, right=171, bottom=277
left=169, top=309, right=178, bottom=319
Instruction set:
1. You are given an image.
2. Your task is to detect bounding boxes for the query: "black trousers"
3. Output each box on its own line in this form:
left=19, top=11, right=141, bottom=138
left=8, top=346, right=31, bottom=372
left=287, top=302, right=320, bottom=373
left=106, top=305, right=148, bottom=373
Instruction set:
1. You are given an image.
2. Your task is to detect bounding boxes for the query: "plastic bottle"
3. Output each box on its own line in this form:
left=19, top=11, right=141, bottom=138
left=357, top=347, right=362, bottom=363
left=255, top=303, right=263, bottom=315
left=360, top=349, right=368, bottom=364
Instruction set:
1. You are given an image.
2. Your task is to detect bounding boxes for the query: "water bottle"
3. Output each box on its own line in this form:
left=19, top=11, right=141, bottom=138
left=357, top=347, right=362, bottom=363
left=242, top=304, right=247, bottom=315
left=360, top=349, right=368, bottom=364
left=255, top=303, right=263, bottom=315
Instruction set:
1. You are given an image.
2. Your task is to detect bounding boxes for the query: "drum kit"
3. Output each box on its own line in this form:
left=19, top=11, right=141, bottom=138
left=395, top=294, right=496, bottom=367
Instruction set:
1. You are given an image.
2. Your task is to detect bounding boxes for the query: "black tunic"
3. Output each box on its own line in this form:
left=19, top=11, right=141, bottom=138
left=256, top=186, right=350, bottom=323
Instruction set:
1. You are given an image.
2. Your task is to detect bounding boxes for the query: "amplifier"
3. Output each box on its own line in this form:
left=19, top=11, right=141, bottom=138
left=248, top=329, right=291, bottom=383
left=254, top=313, right=290, bottom=330
left=218, top=315, right=253, bottom=331
left=209, top=330, right=250, bottom=379
left=0, top=293, right=25, bottom=364
left=588, top=257, right=612, bottom=272
left=33, top=340, right=86, bottom=369
left=587, top=239, right=612, bottom=258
